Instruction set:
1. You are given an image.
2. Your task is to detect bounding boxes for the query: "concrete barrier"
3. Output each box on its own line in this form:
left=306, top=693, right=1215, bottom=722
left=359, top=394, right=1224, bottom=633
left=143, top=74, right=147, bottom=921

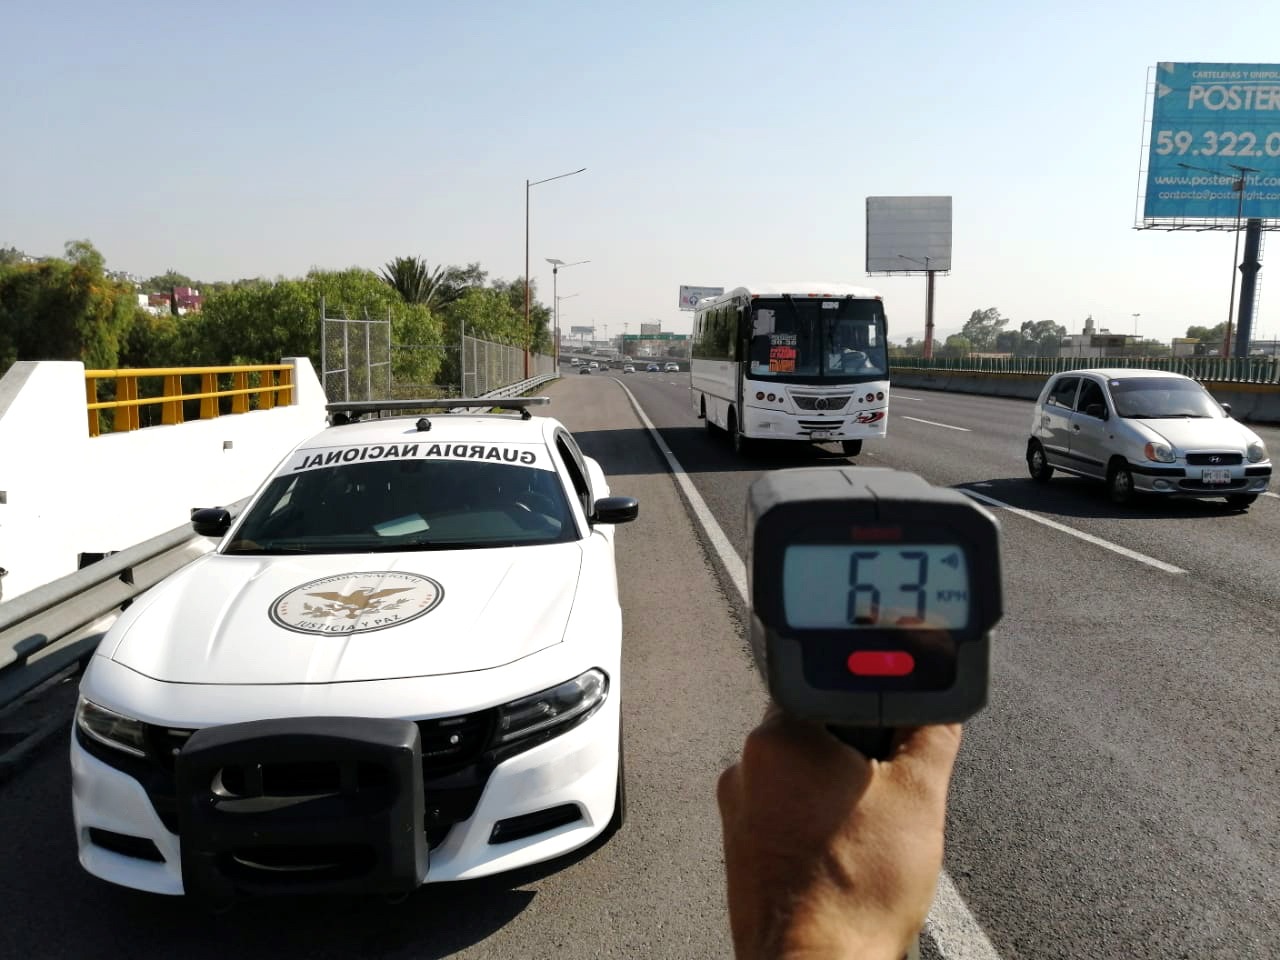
left=890, top=368, right=1280, bottom=425
left=0, top=358, right=328, bottom=603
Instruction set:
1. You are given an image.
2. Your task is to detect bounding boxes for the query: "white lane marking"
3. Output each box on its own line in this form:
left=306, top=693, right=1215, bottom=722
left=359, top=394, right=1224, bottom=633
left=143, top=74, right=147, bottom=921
left=894, top=394, right=928, bottom=401
left=961, top=488, right=1186, bottom=575
left=613, top=379, right=748, bottom=599
left=1263, top=491, right=1279, bottom=500
left=612, top=378, right=1004, bottom=960
left=902, top=415, right=972, bottom=433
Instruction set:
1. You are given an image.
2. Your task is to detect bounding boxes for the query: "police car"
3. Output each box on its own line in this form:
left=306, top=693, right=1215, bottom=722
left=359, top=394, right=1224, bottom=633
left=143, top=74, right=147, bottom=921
left=71, top=398, right=638, bottom=900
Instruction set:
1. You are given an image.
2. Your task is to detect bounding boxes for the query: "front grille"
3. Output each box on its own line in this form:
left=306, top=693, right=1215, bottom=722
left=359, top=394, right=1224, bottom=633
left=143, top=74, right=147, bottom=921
left=791, top=395, right=851, bottom=411
left=1186, top=452, right=1243, bottom=466
left=797, top=420, right=844, bottom=432
left=417, top=710, right=494, bottom=774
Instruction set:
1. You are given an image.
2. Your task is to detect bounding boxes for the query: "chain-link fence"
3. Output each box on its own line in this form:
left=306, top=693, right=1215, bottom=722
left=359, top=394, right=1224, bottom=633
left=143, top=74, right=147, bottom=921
left=321, top=301, right=393, bottom=402
left=461, top=335, right=555, bottom=397
left=323, top=307, right=554, bottom=401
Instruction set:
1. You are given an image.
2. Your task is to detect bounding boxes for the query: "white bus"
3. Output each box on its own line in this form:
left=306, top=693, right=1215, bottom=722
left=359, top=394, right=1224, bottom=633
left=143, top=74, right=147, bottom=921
left=690, top=283, right=890, bottom=456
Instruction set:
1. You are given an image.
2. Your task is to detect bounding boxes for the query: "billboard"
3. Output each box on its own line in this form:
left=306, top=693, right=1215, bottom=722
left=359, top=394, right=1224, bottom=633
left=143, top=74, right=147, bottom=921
left=678, top=285, right=724, bottom=311
left=640, top=322, right=661, bottom=335
left=1144, top=62, right=1280, bottom=223
left=866, top=197, right=953, bottom=273
left=569, top=325, right=594, bottom=336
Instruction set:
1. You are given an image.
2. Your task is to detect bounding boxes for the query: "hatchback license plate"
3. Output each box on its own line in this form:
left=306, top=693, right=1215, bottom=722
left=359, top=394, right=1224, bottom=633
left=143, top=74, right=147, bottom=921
left=1201, top=468, right=1231, bottom=485
left=810, top=430, right=834, bottom=440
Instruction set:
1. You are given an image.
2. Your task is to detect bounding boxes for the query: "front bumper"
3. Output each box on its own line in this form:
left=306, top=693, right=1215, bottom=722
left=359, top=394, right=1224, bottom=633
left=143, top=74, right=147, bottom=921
left=742, top=401, right=888, bottom=441
left=1131, top=461, right=1272, bottom=497
left=71, top=691, right=620, bottom=897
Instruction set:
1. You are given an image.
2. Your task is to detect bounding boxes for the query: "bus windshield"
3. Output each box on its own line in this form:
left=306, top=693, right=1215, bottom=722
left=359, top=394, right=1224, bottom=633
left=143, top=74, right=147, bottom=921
left=746, top=297, right=887, bottom=381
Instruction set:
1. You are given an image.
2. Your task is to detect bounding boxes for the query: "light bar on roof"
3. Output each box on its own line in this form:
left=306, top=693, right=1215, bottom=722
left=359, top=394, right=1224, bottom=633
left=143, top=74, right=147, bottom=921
left=326, top=397, right=551, bottom=415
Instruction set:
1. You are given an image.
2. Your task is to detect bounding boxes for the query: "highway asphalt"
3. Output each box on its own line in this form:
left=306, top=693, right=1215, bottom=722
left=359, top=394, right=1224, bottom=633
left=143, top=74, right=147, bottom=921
left=1, top=371, right=1276, bottom=959
left=612, top=370, right=1280, bottom=960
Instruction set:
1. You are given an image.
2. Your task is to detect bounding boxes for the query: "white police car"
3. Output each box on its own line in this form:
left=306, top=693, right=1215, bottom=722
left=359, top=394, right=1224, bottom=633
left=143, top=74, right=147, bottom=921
left=71, top=398, right=637, bottom=899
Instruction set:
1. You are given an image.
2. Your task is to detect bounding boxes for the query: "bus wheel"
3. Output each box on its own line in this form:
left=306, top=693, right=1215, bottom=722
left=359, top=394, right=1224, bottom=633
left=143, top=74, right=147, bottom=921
left=701, top=398, right=715, bottom=433
left=729, top=409, right=754, bottom=456
left=841, top=439, right=863, bottom=458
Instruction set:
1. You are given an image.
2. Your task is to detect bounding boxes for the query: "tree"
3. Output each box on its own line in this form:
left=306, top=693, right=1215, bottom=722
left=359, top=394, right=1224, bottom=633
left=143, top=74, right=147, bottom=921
left=186, top=268, right=444, bottom=389
left=960, top=308, right=1008, bottom=352
left=1186, top=322, right=1227, bottom=344
left=380, top=258, right=485, bottom=310
left=145, top=270, right=196, bottom=291
left=0, top=240, right=142, bottom=370
left=489, top=277, right=552, bottom=353
left=1018, top=320, right=1068, bottom=357
left=994, top=329, right=1023, bottom=354
left=941, top=334, right=972, bottom=358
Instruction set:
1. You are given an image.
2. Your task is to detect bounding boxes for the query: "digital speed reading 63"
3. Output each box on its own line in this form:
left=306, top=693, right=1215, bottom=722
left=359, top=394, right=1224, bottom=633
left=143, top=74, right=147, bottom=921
left=782, top=545, right=970, bottom=631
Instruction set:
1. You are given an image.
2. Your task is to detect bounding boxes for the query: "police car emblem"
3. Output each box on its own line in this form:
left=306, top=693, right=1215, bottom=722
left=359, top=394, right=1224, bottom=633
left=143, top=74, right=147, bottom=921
left=270, top=571, right=443, bottom=635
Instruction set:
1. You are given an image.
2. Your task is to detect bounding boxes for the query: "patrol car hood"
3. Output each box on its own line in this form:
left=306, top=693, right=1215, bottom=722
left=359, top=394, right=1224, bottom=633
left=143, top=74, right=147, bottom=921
left=109, top=546, right=583, bottom=684
left=1131, top=417, right=1257, bottom=451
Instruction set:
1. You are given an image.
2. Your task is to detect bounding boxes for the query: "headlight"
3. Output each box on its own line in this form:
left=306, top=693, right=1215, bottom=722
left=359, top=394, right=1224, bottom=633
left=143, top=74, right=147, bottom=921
left=75, top=697, right=147, bottom=757
left=1247, top=440, right=1267, bottom=463
left=497, top=669, right=608, bottom=745
left=1143, top=441, right=1175, bottom=463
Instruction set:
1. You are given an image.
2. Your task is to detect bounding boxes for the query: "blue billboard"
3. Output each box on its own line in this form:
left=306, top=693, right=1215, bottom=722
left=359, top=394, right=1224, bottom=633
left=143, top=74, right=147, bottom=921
left=1144, top=62, right=1280, bottom=222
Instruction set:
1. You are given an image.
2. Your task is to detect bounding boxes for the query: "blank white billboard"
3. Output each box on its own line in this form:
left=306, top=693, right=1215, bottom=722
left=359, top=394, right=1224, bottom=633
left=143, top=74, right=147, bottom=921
left=866, top=196, right=952, bottom=273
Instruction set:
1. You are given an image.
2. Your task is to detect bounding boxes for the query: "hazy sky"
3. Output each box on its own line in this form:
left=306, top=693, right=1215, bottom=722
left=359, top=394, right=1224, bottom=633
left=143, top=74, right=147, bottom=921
left=4, top=1, right=1280, bottom=343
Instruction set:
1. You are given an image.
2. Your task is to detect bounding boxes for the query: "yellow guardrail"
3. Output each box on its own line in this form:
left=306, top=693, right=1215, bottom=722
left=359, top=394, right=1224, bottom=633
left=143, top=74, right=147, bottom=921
left=84, top=364, right=294, bottom=437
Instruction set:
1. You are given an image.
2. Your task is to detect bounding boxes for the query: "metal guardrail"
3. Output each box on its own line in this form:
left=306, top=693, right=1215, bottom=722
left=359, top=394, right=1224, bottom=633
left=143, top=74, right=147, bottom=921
left=890, top=355, right=1280, bottom=385
left=0, top=511, right=244, bottom=712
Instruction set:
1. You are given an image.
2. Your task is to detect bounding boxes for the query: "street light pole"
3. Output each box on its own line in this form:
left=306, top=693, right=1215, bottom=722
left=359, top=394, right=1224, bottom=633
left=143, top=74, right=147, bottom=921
left=546, top=258, right=589, bottom=368
left=524, top=167, right=586, bottom=376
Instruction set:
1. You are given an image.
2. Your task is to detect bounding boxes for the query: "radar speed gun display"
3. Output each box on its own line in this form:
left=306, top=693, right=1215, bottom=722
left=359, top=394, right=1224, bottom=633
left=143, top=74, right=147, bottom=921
left=746, top=468, right=1001, bottom=757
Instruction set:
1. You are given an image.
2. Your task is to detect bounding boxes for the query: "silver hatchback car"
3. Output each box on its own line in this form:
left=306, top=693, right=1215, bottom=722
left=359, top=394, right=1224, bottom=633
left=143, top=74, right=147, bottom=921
left=1027, top=369, right=1272, bottom=507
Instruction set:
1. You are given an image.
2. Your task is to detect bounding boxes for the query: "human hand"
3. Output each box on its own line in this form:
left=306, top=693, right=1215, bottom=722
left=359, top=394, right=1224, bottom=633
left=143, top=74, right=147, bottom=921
left=717, top=708, right=962, bottom=959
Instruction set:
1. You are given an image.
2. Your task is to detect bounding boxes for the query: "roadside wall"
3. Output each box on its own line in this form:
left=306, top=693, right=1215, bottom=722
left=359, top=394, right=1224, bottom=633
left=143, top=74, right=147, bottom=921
left=889, top=368, right=1280, bottom=425
left=0, top=358, right=328, bottom=603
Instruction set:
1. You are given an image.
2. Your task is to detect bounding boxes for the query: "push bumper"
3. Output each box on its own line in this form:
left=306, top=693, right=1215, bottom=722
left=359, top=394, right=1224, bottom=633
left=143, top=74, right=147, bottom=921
left=71, top=696, right=620, bottom=897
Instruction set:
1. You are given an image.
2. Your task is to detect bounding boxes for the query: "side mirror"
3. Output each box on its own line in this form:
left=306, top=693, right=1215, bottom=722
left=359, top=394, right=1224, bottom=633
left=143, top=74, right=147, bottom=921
left=1221, top=402, right=1233, bottom=416
left=191, top=507, right=232, bottom=538
left=592, top=496, right=639, bottom=525
left=1084, top=403, right=1108, bottom=420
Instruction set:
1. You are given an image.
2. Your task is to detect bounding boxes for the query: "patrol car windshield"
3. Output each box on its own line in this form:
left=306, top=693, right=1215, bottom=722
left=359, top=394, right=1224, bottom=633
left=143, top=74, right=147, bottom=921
left=747, top=298, right=887, bottom=381
left=1109, top=378, right=1224, bottom=420
left=225, top=459, right=577, bottom=554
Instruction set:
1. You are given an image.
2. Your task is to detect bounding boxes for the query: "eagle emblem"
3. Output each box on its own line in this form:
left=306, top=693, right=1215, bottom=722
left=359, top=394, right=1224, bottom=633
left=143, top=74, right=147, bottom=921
left=270, top=573, right=443, bottom=635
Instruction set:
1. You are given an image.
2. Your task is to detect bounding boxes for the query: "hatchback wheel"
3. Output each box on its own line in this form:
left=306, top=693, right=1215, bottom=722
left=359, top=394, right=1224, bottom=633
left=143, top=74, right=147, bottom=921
left=1108, top=460, right=1135, bottom=504
left=1027, top=441, right=1054, bottom=483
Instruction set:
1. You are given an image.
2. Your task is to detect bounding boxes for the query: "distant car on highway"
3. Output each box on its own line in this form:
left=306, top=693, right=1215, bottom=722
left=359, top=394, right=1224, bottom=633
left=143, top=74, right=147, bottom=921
left=622, top=364, right=635, bottom=374
left=579, top=364, right=591, bottom=374
left=589, top=361, right=599, bottom=369
left=570, top=357, right=581, bottom=366
left=664, top=362, right=680, bottom=373
left=646, top=363, right=661, bottom=373
left=70, top=398, right=638, bottom=897
left=1027, top=369, right=1271, bottom=507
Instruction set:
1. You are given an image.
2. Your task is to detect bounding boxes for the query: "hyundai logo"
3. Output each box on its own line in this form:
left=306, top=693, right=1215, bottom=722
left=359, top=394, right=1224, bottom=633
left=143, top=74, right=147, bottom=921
left=1209, top=455, right=1221, bottom=464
